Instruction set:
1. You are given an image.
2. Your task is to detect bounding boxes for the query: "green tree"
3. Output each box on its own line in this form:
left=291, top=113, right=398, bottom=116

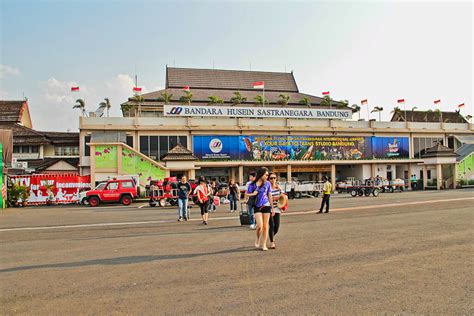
left=230, top=92, right=247, bottom=106
left=121, top=103, right=134, bottom=117
left=319, top=95, right=332, bottom=108
left=254, top=94, right=269, bottom=106
left=73, top=99, right=87, bottom=117
left=423, top=109, right=433, bottom=122
left=298, top=97, right=311, bottom=108
left=410, top=106, right=418, bottom=121
left=336, top=99, right=349, bottom=109
left=433, top=109, right=441, bottom=122
left=277, top=94, right=290, bottom=106
left=208, top=95, right=224, bottom=106
left=179, top=91, right=193, bottom=105
left=99, top=98, right=111, bottom=117
left=130, top=94, right=144, bottom=117
left=371, top=106, right=384, bottom=122
left=351, top=104, right=361, bottom=120
left=159, top=91, right=173, bottom=105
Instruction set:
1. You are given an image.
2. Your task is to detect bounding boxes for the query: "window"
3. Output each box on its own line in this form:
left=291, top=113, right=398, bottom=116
left=107, top=182, right=119, bottom=190
left=126, top=135, right=134, bottom=148
left=84, top=136, right=91, bottom=156
left=31, top=146, right=39, bottom=153
left=122, top=181, right=134, bottom=188
left=179, top=136, right=188, bottom=147
left=13, top=146, right=20, bottom=153
left=414, top=137, right=443, bottom=158
left=150, top=136, right=158, bottom=160
left=159, top=136, right=168, bottom=159
left=55, top=146, right=79, bottom=156
left=140, top=136, right=149, bottom=156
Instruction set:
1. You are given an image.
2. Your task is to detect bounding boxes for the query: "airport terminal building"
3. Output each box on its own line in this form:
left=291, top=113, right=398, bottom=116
left=79, top=67, right=474, bottom=190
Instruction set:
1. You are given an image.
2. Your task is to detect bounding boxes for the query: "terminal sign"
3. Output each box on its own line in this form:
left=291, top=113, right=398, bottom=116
left=164, top=105, right=352, bottom=120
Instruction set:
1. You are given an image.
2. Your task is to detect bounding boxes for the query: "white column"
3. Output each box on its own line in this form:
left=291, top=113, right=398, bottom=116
left=423, top=165, right=428, bottom=190
left=437, top=164, right=443, bottom=190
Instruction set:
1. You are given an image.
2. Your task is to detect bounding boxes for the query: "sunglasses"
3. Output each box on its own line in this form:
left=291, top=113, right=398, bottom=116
left=269, top=177, right=277, bottom=180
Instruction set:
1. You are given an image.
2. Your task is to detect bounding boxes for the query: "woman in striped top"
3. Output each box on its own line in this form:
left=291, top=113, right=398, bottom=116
left=268, top=172, right=283, bottom=249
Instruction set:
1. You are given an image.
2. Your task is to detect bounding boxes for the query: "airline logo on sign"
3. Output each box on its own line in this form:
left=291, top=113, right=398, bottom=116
left=209, top=138, right=223, bottom=153
left=163, top=105, right=352, bottom=120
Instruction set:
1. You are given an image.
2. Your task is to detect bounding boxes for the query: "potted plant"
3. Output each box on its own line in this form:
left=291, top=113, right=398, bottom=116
left=17, top=185, right=30, bottom=207
left=7, top=184, right=21, bottom=207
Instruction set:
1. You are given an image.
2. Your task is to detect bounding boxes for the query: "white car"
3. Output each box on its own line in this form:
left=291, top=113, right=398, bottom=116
left=78, top=182, right=106, bottom=205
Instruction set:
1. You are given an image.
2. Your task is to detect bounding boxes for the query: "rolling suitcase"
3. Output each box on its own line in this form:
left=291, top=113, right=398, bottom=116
left=240, top=202, right=250, bottom=226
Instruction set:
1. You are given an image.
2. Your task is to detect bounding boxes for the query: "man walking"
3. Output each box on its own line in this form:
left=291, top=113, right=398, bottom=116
left=246, top=171, right=256, bottom=229
left=177, top=176, right=191, bottom=221
left=317, top=176, right=332, bottom=214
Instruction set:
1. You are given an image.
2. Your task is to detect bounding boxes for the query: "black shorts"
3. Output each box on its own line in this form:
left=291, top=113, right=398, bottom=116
left=254, top=206, right=272, bottom=214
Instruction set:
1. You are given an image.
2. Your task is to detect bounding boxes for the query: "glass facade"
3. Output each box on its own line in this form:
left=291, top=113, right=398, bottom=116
left=55, top=146, right=79, bottom=156
left=139, top=135, right=188, bottom=161
left=413, top=137, right=444, bottom=158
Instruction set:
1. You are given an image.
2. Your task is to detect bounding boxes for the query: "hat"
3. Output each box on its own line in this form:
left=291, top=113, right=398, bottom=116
left=277, top=194, right=288, bottom=210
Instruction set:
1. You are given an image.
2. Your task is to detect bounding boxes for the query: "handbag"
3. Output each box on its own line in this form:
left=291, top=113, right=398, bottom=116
left=247, top=194, right=257, bottom=208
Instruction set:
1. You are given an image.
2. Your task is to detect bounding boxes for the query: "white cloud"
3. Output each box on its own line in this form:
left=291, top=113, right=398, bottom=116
left=40, top=77, right=80, bottom=104
left=0, top=64, right=20, bottom=78
left=104, top=74, right=150, bottom=117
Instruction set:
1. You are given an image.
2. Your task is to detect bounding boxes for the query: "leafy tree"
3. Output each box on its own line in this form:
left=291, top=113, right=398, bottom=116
left=230, top=92, right=247, bottom=106
left=371, top=106, right=384, bottom=121
left=298, top=97, right=311, bottom=108
left=319, top=95, right=332, bottom=108
left=159, top=92, right=173, bottom=105
left=351, top=104, right=361, bottom=120
left=99, top=98, right=111, bottom=117
left=179, top=91, right=193, bottom=105
left=73, top=99, right=87, bottom=117
left=254, top=94, right=269, bottom=106
left=390, top=106, right=404, bottom=121
left=208, top=95, right=224, bottom=106
left=433, top=109, right=441, bottom=122
left=277, top=94, right=290, bottom=106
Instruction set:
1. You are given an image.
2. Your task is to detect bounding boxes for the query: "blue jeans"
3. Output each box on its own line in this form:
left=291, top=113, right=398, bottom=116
left=178, top=198, right=188, bottom=219
left=248, top=205, right=255, bottom=225
left=229, top=195, right=238, bottom=211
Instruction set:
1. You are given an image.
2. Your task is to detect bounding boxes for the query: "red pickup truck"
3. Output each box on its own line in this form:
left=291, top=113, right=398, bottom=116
left=86, top=178, right=138, bottom=207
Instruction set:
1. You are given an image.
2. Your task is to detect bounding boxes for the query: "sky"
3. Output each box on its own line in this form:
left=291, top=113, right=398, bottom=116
left=0, top=0, right=472, bottom=131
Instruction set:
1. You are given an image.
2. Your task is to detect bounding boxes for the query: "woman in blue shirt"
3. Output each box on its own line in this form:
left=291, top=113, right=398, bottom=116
left=246, top=167, right=274, bottom=251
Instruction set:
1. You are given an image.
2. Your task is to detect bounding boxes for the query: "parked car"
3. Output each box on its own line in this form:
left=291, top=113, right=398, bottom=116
left=86, top=178, right=138, bottom=207
left=78, top=182, right=106, bottom=205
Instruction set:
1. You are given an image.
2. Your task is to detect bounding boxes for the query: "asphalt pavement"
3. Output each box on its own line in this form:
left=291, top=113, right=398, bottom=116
left=0, top=189, right=473, bottom=315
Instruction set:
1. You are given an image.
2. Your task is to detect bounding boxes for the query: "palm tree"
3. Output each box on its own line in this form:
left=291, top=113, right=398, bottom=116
left=277, top=94, right=290, bottom=106
left=121, top=103, right=134, bottom=117
left=230, top=92, right=247, bottom=106
left=371, top=106, right=384, bottom=122
left=319, top=95, right=332, bottom=108
left=179, top=91, right=193, bottom=105
left=130, top=94, right=144, bottom=117
left=433, top=109, right=441, bottom=122
left=390, top=106, right=404, bottom=121
left=208, top=95, right=224, bottom=106
left=411, top=106, right=418, bottom=121
left=99, top=98, right=111, bottom=117
left=465, top=114, right=472, bottom=123
left=159, top=91, right=173, bottom=105
left=423, top=109, right=433, bottom=122
left=254, top=95, right=269, bottom=107
left=73, top=99, right=87, bottom=116
left=336, top=99, right=349, bottom=109
left=351, top=104, right=361, bottom=120
left=298, top=97, right=311, bottom=108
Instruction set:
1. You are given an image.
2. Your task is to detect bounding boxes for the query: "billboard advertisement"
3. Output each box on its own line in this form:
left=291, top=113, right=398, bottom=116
left=193, top=135, right=409, bottom=161
left=10, top=174, right=91, bottom=205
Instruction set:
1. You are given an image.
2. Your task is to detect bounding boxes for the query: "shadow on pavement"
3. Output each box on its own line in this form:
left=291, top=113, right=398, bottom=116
left=0, top=247, right=252, bottom=273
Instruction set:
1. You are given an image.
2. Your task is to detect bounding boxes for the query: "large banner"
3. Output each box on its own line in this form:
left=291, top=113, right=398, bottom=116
left=193, top=135, right=409, bottom=161
left=10, top=174, right=91, bottom=204
left=164, top=105, right=352, bottom=120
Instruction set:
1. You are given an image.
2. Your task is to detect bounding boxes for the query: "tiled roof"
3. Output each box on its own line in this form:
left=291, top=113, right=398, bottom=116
left=456, top=144, right=474, bottom=162
left=422, top=143, right=458, bottom=158
left=125, top=88, right=326, bottom=107
left=391, top=110, right=467, bottom=123
left=166, top=67, right=299, bottom=92
left=40, top=131, right=79, bottom=145
left=0, top=100, right=25, bottom=122
left=0, top=122, right=79, bottom=145
left=162, top=144, right=198, bottom=161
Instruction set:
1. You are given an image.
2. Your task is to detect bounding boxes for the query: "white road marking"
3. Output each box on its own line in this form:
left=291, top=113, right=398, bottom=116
left=1, top=197, right=472, bottom=233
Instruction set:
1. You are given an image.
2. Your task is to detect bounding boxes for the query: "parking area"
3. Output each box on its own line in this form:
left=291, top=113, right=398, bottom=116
left=1, top=189, right=473, bottom=314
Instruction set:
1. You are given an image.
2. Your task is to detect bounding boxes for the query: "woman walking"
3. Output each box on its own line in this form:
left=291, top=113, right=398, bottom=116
left=227, top=179, right=239, bottom=212
left=246, top=167, right=273, bottom=251
left=268, top=173, right=283, bottom=249
left=194, top=177, right=211, bottom=225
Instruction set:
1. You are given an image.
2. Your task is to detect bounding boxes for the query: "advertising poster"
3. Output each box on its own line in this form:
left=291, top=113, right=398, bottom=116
left=193, top=135, right=409, bottom=161
left=10, top=174, right=91, bottom=204
left=95, top=145, right=117, bottom=169
left=122, top=148, right=166, bottom=185
left=0, top=144, right=4, bottom=208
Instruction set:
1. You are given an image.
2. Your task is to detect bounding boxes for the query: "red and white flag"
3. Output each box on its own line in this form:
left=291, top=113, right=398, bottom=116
left=458, top=103, right=465, bottom=108
left=361, top=99, right=368, bottom=105
left=183, top=86, right=190, bottom=92
left=434, top=99, right=441, bottom=104
left=397, top=99, right=405, bottom=104
left=133, top=87, right=142, bottom=93
left=252, top=81, right=264, bottom=89
left=322, top=91, right=330, bottom=96
left=71, top=86, right=79, bottom=92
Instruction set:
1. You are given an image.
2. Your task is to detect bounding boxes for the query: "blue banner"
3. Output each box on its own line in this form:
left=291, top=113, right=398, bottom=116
left=192, top=135, right=409, bottom=161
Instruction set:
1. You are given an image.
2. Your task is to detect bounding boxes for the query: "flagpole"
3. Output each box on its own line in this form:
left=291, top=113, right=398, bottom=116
left=366, top=102, right=369, bottom=121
